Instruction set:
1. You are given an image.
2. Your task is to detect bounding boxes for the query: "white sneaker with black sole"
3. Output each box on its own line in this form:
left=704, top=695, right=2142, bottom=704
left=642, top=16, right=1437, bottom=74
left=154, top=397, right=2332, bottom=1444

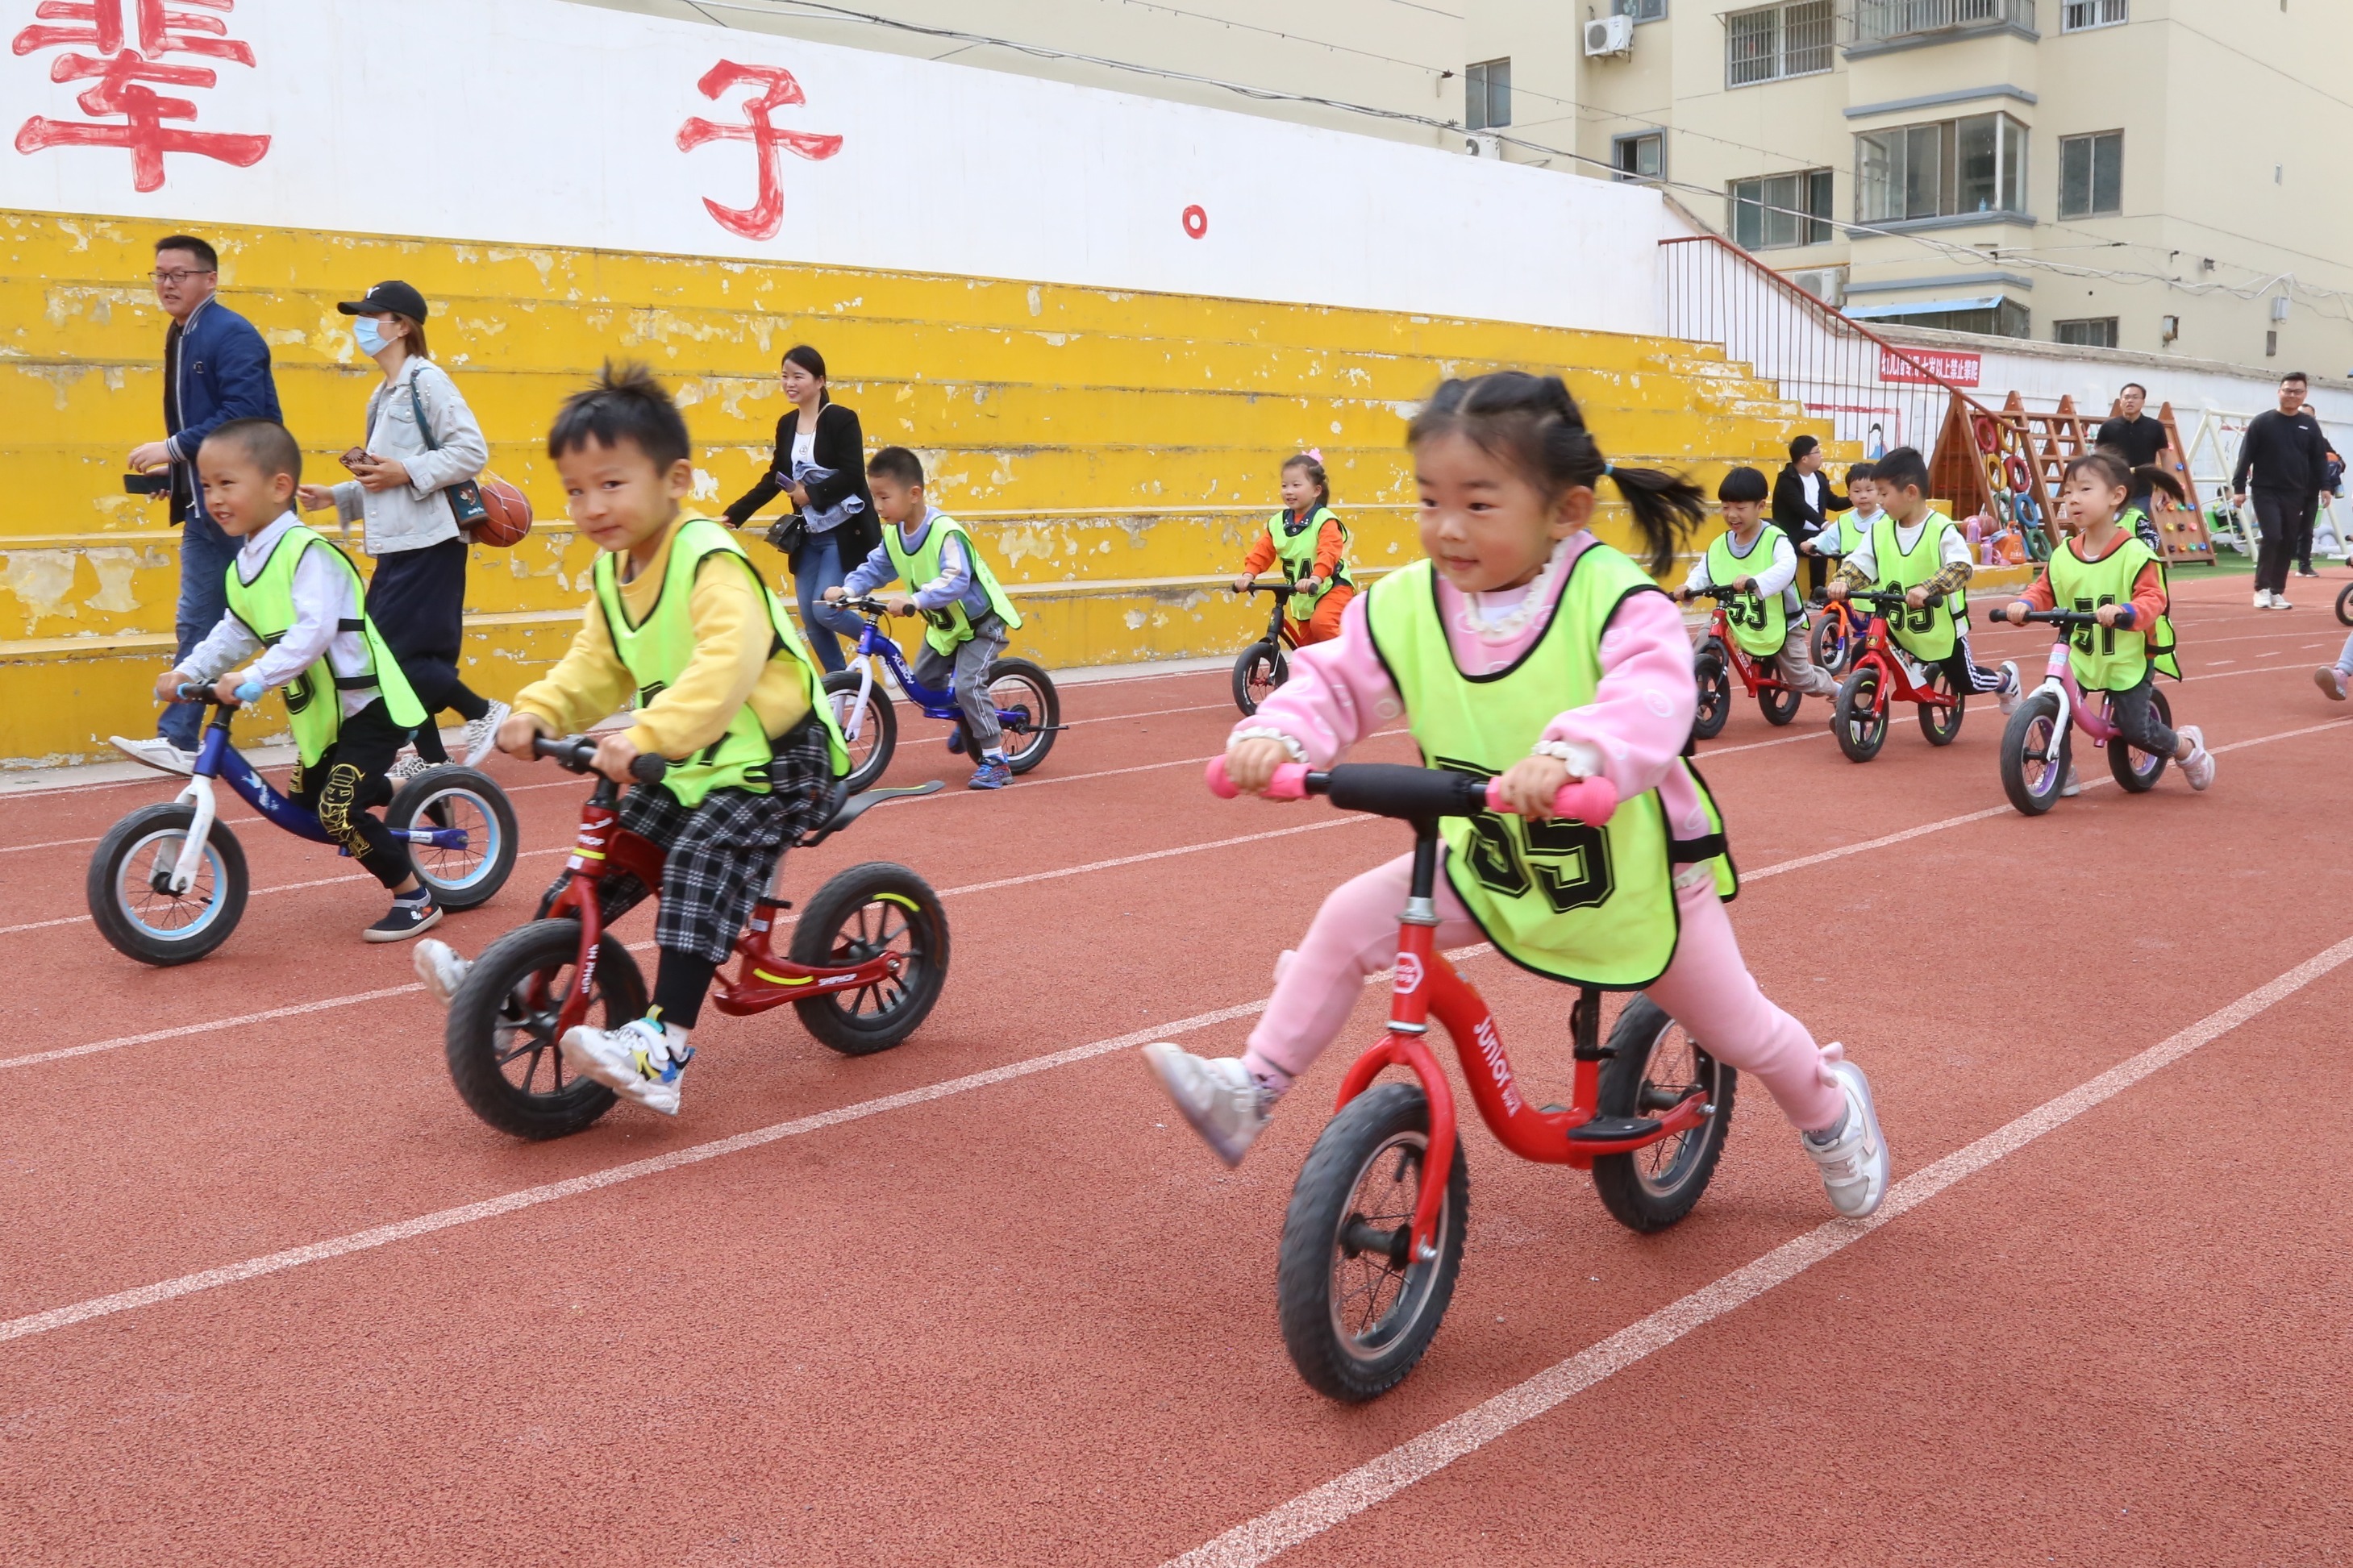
left=110, top=736, right=197, bottom=776
left=462, top=701, right=511, bottom=767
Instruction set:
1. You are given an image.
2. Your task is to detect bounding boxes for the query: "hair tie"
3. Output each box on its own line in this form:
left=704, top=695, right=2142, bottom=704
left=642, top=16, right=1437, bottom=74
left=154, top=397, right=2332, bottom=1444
left=1304, top=447, right=1324, bottom=464
left=1601, top=461, right=1614, bottom=477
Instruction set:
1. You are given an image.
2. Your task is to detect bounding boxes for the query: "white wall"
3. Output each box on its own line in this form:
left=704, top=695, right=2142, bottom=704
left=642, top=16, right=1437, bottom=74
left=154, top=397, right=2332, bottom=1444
left=0, top=0, right=1668, bottom=332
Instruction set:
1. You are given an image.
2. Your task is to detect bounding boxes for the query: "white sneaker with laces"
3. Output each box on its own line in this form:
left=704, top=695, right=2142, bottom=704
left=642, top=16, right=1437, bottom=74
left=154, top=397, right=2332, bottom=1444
left=1997, top=659, right=2023, bottom=716
left=1801, top=1058, right=1890, bottom=1219
left=2060, top=763, right=2082, bottom=797
left=1142, top=1044, right=1272, bottom=1167
left=2254, top=589, right=2274, bottom=609
left=2273, top=595, right=2295, bottom=610
left=386, top=751, right=435, bottom=784
left=560, top=1017, right=689, bottom=1116
left=414, top=938, right=472, bottom=1006
left=2179, top=725, right=2216, bottom=791
left=110, top=735, right=197, bottom=776
left=462, top=701, right=511, bottom=767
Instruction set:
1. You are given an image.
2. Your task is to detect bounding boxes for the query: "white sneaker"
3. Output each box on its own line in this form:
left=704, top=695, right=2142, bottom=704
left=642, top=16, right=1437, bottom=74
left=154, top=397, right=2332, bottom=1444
left=2060, top=763, right=2082, bottom=797
left=386, top=750, right=436, bottom=784
left=2179, top=725, right=2215, bottom=792
left=462, top=701, right=510, bottom=767
left=560, top=1017, right=690, bottom=1116
left=2315, top=666, right=2347, bottom=701
left=2255, top=589, right=2274, bottom=609
left=110, top=735, right=197, bottom=776
left=1142, top=1044, right=1272, bottom=1167
left=1997, top=659, right=2022, bottom=716
left=1801, top=1058, right=1890, bottom=1219
left=413, top=938, right=472, bottom=1006
left=2273, top=595, right=2295, bottom=611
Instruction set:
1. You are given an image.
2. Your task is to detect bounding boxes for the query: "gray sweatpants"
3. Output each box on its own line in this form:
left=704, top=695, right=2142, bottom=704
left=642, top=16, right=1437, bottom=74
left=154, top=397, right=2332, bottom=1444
left=1772, top=615, right=1840, bottom=700
left=914, top=609, right=1010, bottom=751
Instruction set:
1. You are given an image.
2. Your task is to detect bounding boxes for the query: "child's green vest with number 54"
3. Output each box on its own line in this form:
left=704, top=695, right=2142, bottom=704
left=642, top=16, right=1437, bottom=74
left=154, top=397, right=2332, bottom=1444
left=1702, top=530, right=1785, bottom=657
left=1266, top=506, right=1354, bottom=623
left=1364, top=551, right=1737, bottom=989
left=881, top=513, right=1025, bottom=657
left=222, top=523, right=426, bottom=767
left=1870, top=510, right=1966, bottom=662
left=593, top=517, right=850, bottom=808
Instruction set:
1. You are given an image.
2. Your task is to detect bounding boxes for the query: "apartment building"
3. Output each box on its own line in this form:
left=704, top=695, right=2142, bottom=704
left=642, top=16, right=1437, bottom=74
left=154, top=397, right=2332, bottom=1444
left=575, top=0, right=2353, bottom=369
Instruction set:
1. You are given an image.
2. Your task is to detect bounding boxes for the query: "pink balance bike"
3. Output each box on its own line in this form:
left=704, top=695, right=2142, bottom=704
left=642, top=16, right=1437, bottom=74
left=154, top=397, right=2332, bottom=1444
left=1205, top=758, right=1735, bottom=1401
left=1990, top=606, right=2175, bottom=816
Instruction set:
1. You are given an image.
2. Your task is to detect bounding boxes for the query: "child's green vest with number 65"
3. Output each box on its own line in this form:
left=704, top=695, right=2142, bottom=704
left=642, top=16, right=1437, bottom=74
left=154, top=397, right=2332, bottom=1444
left=1267, top=506, right=1354, bottom=623
left=593, top=518, right=850, bottom=808
left=881, top=513, right=1025, bottom=656
left=1702, top=531, right=1785, bottom=657
left=2044, top=533, right=2180, bottom=690
left=1364, top=550, right=1737, bottom=989
left=223, top=524, right=426, bottom=767
left=1869, top=511, right=1966, bottom=662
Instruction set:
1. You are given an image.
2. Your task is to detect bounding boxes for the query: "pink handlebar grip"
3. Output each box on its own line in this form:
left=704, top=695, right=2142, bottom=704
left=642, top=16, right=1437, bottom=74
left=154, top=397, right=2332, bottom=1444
left=1204, top=756, right=1312, bottom=801
left=1486, top=775, right=1618, bottom=825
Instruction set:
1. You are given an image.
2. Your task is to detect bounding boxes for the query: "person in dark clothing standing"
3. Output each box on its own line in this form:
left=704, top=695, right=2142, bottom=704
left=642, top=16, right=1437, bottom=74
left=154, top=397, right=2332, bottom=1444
left=112, top=234, right=284, bottom=776
left=1773, top=434, right=1846, bottom=601
left=2094, top=381, right=2171, bottom=545
left=2232, top=372, right=2332, bottom=610
left=720, top=344, right=879, bottom=672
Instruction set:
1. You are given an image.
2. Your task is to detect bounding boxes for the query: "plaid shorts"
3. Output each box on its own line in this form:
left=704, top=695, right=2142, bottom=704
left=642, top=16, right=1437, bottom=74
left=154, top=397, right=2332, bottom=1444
left=544, top=716, right=842, bottom=963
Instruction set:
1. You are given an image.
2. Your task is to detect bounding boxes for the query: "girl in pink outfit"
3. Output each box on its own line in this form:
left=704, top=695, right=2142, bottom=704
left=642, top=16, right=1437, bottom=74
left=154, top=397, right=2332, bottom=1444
left=1144, top=372, right=1891, bottom=1219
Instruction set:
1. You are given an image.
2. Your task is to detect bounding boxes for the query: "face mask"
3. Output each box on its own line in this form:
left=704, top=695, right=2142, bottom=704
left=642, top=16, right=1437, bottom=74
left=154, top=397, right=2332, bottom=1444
left=353, top=317, right=388, bottom=355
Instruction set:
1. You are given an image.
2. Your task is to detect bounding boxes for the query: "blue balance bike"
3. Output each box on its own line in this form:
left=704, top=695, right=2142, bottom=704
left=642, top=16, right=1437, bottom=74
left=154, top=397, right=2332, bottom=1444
left=823, top=594, right=1060, bottom=791
left=86, top=684, right=518, bottom=965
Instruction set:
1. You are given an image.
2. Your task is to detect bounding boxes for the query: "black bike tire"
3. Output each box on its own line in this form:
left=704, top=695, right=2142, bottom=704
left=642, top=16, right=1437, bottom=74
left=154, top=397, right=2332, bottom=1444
left=1231, top=642, right=1285, bottom=717
left=1999, top=692, right=2069, bottom=817
left=824, top=669, right=897, bottom=792
left=444, top=918, right=639, bottom=1139
left=1810, top=614, right=1849, bottom=676
left=85, top=802, right=248, bottom=966
left=2335, top=582, right=2353, bottom=627
left=384, top=765, right=518, bottom=912
left=1918, top=668, right=1965, bottom=747
left=987, top=657, right=1060, bottom=776
left=1758, top=680, right=1802, bottom=726
left=1692, top=645, right=1732, bottom=741
left=2107, top=684, right=2173, bottom=792
left=1589, top=996, right=1738, bottom=1234
left=1833, top=666, right=1889, bottom=763
left=786, top=861, right=952, bottom=1055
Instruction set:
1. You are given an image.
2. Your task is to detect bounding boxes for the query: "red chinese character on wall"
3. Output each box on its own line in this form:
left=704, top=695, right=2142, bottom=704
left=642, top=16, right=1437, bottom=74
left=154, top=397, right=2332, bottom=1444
left=11, top=0, right=269, bottom=193
left=676, top=60, right=843, bottom=241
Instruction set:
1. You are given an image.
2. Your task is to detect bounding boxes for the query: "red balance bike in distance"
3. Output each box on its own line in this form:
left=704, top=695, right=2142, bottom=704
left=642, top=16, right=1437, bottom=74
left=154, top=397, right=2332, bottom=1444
left=1205, top=758, right=1735, bottom=1401
left=1990, top=606, right=2176, bottom=816
left=442, top=736, right=951, bottom=1139
left=1826, top=588, right=1964, bottom=763
left=1688, top=585, right=1803, bottom=739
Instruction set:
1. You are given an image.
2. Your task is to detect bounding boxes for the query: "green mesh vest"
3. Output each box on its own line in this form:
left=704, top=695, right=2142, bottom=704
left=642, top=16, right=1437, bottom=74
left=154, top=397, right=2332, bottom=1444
left=880, top=513, right=1024, bottom=657
left=1364, top=552, right=1737, bottom=989
left=2044, top=531, right=2180, bottom=689
left=1265, top=506, right=1353, bottom=623
left=1869, top=510, right=1965, bottom=662
left=1703, top=528, right=1785, bottom=657
left=222, top=523, right=426, bottom=767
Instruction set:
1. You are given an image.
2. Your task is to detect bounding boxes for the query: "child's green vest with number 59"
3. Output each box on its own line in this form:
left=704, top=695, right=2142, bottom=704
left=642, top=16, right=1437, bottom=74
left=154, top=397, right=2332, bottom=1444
left=881, top=513, right=1024, bottom=657
left=1870, top=511, right=1966, bottom=662
left=593, top=517, right=850, bottom=808
left=1364, top=551, right=1737, bottom=989
left=222, top=524, right=426, bottom=767
left=1266, top=506, right=1354, bottom=622
left=1702, top=530, right=1785, bottom=657
left=2044, top=533, right=2180, bottom=690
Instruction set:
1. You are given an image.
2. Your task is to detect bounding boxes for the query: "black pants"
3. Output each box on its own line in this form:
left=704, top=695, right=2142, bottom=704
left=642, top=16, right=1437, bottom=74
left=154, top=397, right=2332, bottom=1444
left=2252, top=490, right=2313, bottom=595
left=287, top=698, right=409, bottom=890
left=1939, top=625, right=2011, bottom=695
left=367, top=537, right=489, bottom=761
left=2102, top=670, right=2180, bottom=759
left=1796, top=547, right=1829, bottom=603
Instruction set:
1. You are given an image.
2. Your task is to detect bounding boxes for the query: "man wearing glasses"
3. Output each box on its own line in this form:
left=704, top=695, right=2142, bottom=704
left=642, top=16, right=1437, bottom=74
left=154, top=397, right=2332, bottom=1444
left=112, top=235, right=284, bottom=775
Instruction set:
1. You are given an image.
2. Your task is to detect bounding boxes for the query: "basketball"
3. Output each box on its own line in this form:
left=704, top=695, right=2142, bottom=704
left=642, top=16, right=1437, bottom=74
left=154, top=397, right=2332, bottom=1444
left=472, top=472, right=533, bottom=547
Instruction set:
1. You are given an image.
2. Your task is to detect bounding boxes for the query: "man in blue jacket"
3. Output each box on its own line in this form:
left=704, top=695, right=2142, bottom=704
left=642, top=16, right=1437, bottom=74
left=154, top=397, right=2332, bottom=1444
left=112, top=234, right=285, bottom=773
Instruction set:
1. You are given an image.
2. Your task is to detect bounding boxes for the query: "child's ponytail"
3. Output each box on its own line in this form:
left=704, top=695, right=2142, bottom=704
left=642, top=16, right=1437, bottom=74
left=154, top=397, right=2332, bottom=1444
left=1407, top=371, right=1705, bottom=576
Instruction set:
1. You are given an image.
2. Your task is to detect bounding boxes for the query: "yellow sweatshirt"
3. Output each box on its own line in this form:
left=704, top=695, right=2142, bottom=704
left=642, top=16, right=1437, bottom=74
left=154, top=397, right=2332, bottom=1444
left=513, top=514, right=813, bottom=759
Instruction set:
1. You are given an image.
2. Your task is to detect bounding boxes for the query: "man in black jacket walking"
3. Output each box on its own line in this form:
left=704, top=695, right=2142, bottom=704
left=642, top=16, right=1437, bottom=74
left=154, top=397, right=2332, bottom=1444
left=2233, top=372, right=2331, bottom=609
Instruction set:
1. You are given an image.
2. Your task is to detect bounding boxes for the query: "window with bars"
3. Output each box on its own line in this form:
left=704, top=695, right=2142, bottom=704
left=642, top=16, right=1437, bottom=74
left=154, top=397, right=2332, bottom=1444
left=1615, top=0, right=1668, bottom=18
left=2055, top=318, right=2119, bottom=347
left=2062, top=0, right=2126, bottom=29
left=1731, top=171, right=1835, bottom=248
left=1857, top=113, right=2026, bottom=222
left=2059, top=131, right=2123, bottom=217
left=1726, top=2, right=1834, bottom=88
left=1614, top=132, right=1664, bottom=181
left=1466, top=58, right=1510, bottom=131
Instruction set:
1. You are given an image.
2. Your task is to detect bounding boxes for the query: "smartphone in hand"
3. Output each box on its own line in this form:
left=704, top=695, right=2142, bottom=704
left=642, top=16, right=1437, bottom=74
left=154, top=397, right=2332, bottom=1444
left=339, top=448, right=372, bottom=473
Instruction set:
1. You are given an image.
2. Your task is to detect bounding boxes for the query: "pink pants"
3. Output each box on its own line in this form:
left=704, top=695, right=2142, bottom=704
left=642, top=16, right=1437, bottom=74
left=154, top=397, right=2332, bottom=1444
left=1242, top=853, right=1847, bottom=1134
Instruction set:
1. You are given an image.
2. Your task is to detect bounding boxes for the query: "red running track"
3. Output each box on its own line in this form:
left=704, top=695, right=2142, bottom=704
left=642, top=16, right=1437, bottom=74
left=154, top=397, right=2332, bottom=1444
left=1, top=569, right=2347, bottom=1565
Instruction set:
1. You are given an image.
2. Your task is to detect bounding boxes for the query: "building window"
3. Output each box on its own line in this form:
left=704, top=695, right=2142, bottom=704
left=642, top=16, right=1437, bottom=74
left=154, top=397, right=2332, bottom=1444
left=1856, top=113, right=2026, bottom=222
left=1853, top=0, right=2036, bottom=47
left=1614, top=132, right=1664, bottom=181
left=1615, top=0, right=1668, bottom=18
left=2267, top=330, right=2279, bottom=359
left=2058, top=131, right=2123, bottom=217
left=1726, top=2, right=1834, bottom=88
left=1731, top=170, right=1835, bottom=248
left=2062, top=0, right=2126, bottom=29
left=2055, top=318, right=2118, bottom=347
left=1466, top=58, right=1510, bottom=131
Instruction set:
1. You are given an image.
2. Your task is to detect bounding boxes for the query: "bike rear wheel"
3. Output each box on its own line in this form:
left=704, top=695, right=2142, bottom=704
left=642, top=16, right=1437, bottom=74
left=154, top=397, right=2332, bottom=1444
left=1276, top=1081, right=1468, bottom=1403
left=786, top=861, right=952, bottom=1054
left=1918, top=668, right=1965, bottom=747
left=824, top=669, right=897, bottom=792
left=1832, top=666, right=1889, bottom=763
left=987, top=657, right=1060, bottom=775
left=1589, top=997, right=1737, bottom=1233
left=1999, top=692, right=2070, bottom=816
left=444, top=918, right=641, bottom=1139
left=1758, top=677, right=1801, bottom=726
left=85, top=802, right=248, bottom=966
left=385, top=765, right=517, bottom=911
left=2106, top=685, right=2173, bottom=792
left=1692, top=642, right=1732, bottom=741
left=1231, top=641, right=1289, bottom=717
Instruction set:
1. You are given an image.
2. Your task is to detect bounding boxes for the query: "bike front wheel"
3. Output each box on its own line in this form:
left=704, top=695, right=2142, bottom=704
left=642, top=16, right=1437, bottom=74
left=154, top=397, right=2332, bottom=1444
left=2335, top=582, right=2353, bottom=626
left=1276, top=1081, right=1468, bottom=1403
left=385, top=765, right=518, bottom=911
left=1692, top=642, right=1732, bottom=741
left=1231, top=641, right=1289, bottom=717
left=1810, top=613, right=1851, bottom=677
left=444, top=918, right=642, bottom=1139
left=1832, top=665, right=1889, bottom=763
left=987, top=657, right=1060, bottom=775
left=824, top=669, right=897, bottom=793
left=786, top=861, right=952, bottom=1055
left=1999, top=691, right=2070, bottom=816
left=86, top=802, right=248, bottom=966
left=1589, top=997, right=1736, bottom=1233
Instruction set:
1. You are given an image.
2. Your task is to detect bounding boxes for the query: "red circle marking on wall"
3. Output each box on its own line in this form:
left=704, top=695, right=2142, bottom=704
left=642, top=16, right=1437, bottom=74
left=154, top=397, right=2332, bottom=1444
left=1181, top=205, right=1208, bottom=239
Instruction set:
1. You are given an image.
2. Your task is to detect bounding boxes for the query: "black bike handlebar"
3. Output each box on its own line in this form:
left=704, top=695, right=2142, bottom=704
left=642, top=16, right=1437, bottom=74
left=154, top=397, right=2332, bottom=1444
left=1989, top=607, right=2103, bottom=629
left=532, top=734, right=669, bottom=783
left=1238, top=581, right=1297, bottom=597
left=1842, top=588, right=1945, bottom=609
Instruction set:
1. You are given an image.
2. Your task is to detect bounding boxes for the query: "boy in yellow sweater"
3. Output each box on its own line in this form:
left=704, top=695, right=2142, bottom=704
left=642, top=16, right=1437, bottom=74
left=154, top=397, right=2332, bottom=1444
left=420, top=364, right=846, bottom=1116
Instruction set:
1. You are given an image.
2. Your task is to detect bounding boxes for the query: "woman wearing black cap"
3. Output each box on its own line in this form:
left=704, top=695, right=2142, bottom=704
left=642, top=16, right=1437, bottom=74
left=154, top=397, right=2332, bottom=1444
left=297, top=279, right=506, bottom=775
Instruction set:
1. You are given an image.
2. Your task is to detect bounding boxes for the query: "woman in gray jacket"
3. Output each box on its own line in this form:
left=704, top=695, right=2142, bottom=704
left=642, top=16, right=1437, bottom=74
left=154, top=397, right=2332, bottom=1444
left=297, top=280, right=506, bottom=773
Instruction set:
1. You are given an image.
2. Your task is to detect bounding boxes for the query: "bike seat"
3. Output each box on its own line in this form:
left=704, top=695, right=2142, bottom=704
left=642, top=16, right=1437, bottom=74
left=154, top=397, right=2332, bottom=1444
left=1565, top=1115, right=1661, bottom=1144
left=798, top=780, right=944, bottom=848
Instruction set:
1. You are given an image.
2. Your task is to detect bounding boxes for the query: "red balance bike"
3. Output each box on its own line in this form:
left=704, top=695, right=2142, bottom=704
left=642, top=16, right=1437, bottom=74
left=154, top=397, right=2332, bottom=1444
left=1206, top=758, right=1735, bottom=1401
left=1990, top=606, right=2176, bottom=815
left=1688, top=585, right=1804, bottom=739
left=1826, top=588, right=1964, bottom=763
left=443, top=736, right=951, bottom=1139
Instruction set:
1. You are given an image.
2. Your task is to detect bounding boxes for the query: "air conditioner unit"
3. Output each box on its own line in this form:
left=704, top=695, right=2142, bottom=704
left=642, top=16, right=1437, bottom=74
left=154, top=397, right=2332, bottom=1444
left=1786, top=267, right=1847, bottom=308
left=1584, top=15, right=1634, bottom=56
left=1464, top=133, right=1503, bottom=158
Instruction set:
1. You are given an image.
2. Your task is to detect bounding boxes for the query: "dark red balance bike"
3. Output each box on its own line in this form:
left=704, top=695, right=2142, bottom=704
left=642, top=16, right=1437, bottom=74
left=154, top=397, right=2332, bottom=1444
left=443, top=736, right=951, bottom=1139
left=1688, top=585, right=1803, bottom=739
left=1206, top=758, right=1735, bottom=1401
left=1826, top=588, right=1964, bottom=763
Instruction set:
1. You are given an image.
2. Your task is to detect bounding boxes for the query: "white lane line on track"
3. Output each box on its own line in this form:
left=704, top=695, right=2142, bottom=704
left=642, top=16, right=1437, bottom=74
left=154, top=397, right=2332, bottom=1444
left=1, top=986, right=425, bottom=1072
left=1695, top=729, right=1829, bottom=759
left=0, top=834, right=104, bottom=855
left=1160, top=930, right=2353, bottom=1568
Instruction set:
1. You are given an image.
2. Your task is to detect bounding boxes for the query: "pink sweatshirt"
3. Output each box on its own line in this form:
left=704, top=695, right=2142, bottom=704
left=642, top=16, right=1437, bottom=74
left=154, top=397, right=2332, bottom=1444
left=1235, top=533, right=1717, bottom=852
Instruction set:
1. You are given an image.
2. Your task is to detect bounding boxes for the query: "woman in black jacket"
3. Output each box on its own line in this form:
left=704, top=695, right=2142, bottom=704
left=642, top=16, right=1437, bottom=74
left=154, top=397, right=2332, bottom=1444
left=722, top=343, right=879, bottom=672
left=1772, top=433, right=1846, bottom=600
